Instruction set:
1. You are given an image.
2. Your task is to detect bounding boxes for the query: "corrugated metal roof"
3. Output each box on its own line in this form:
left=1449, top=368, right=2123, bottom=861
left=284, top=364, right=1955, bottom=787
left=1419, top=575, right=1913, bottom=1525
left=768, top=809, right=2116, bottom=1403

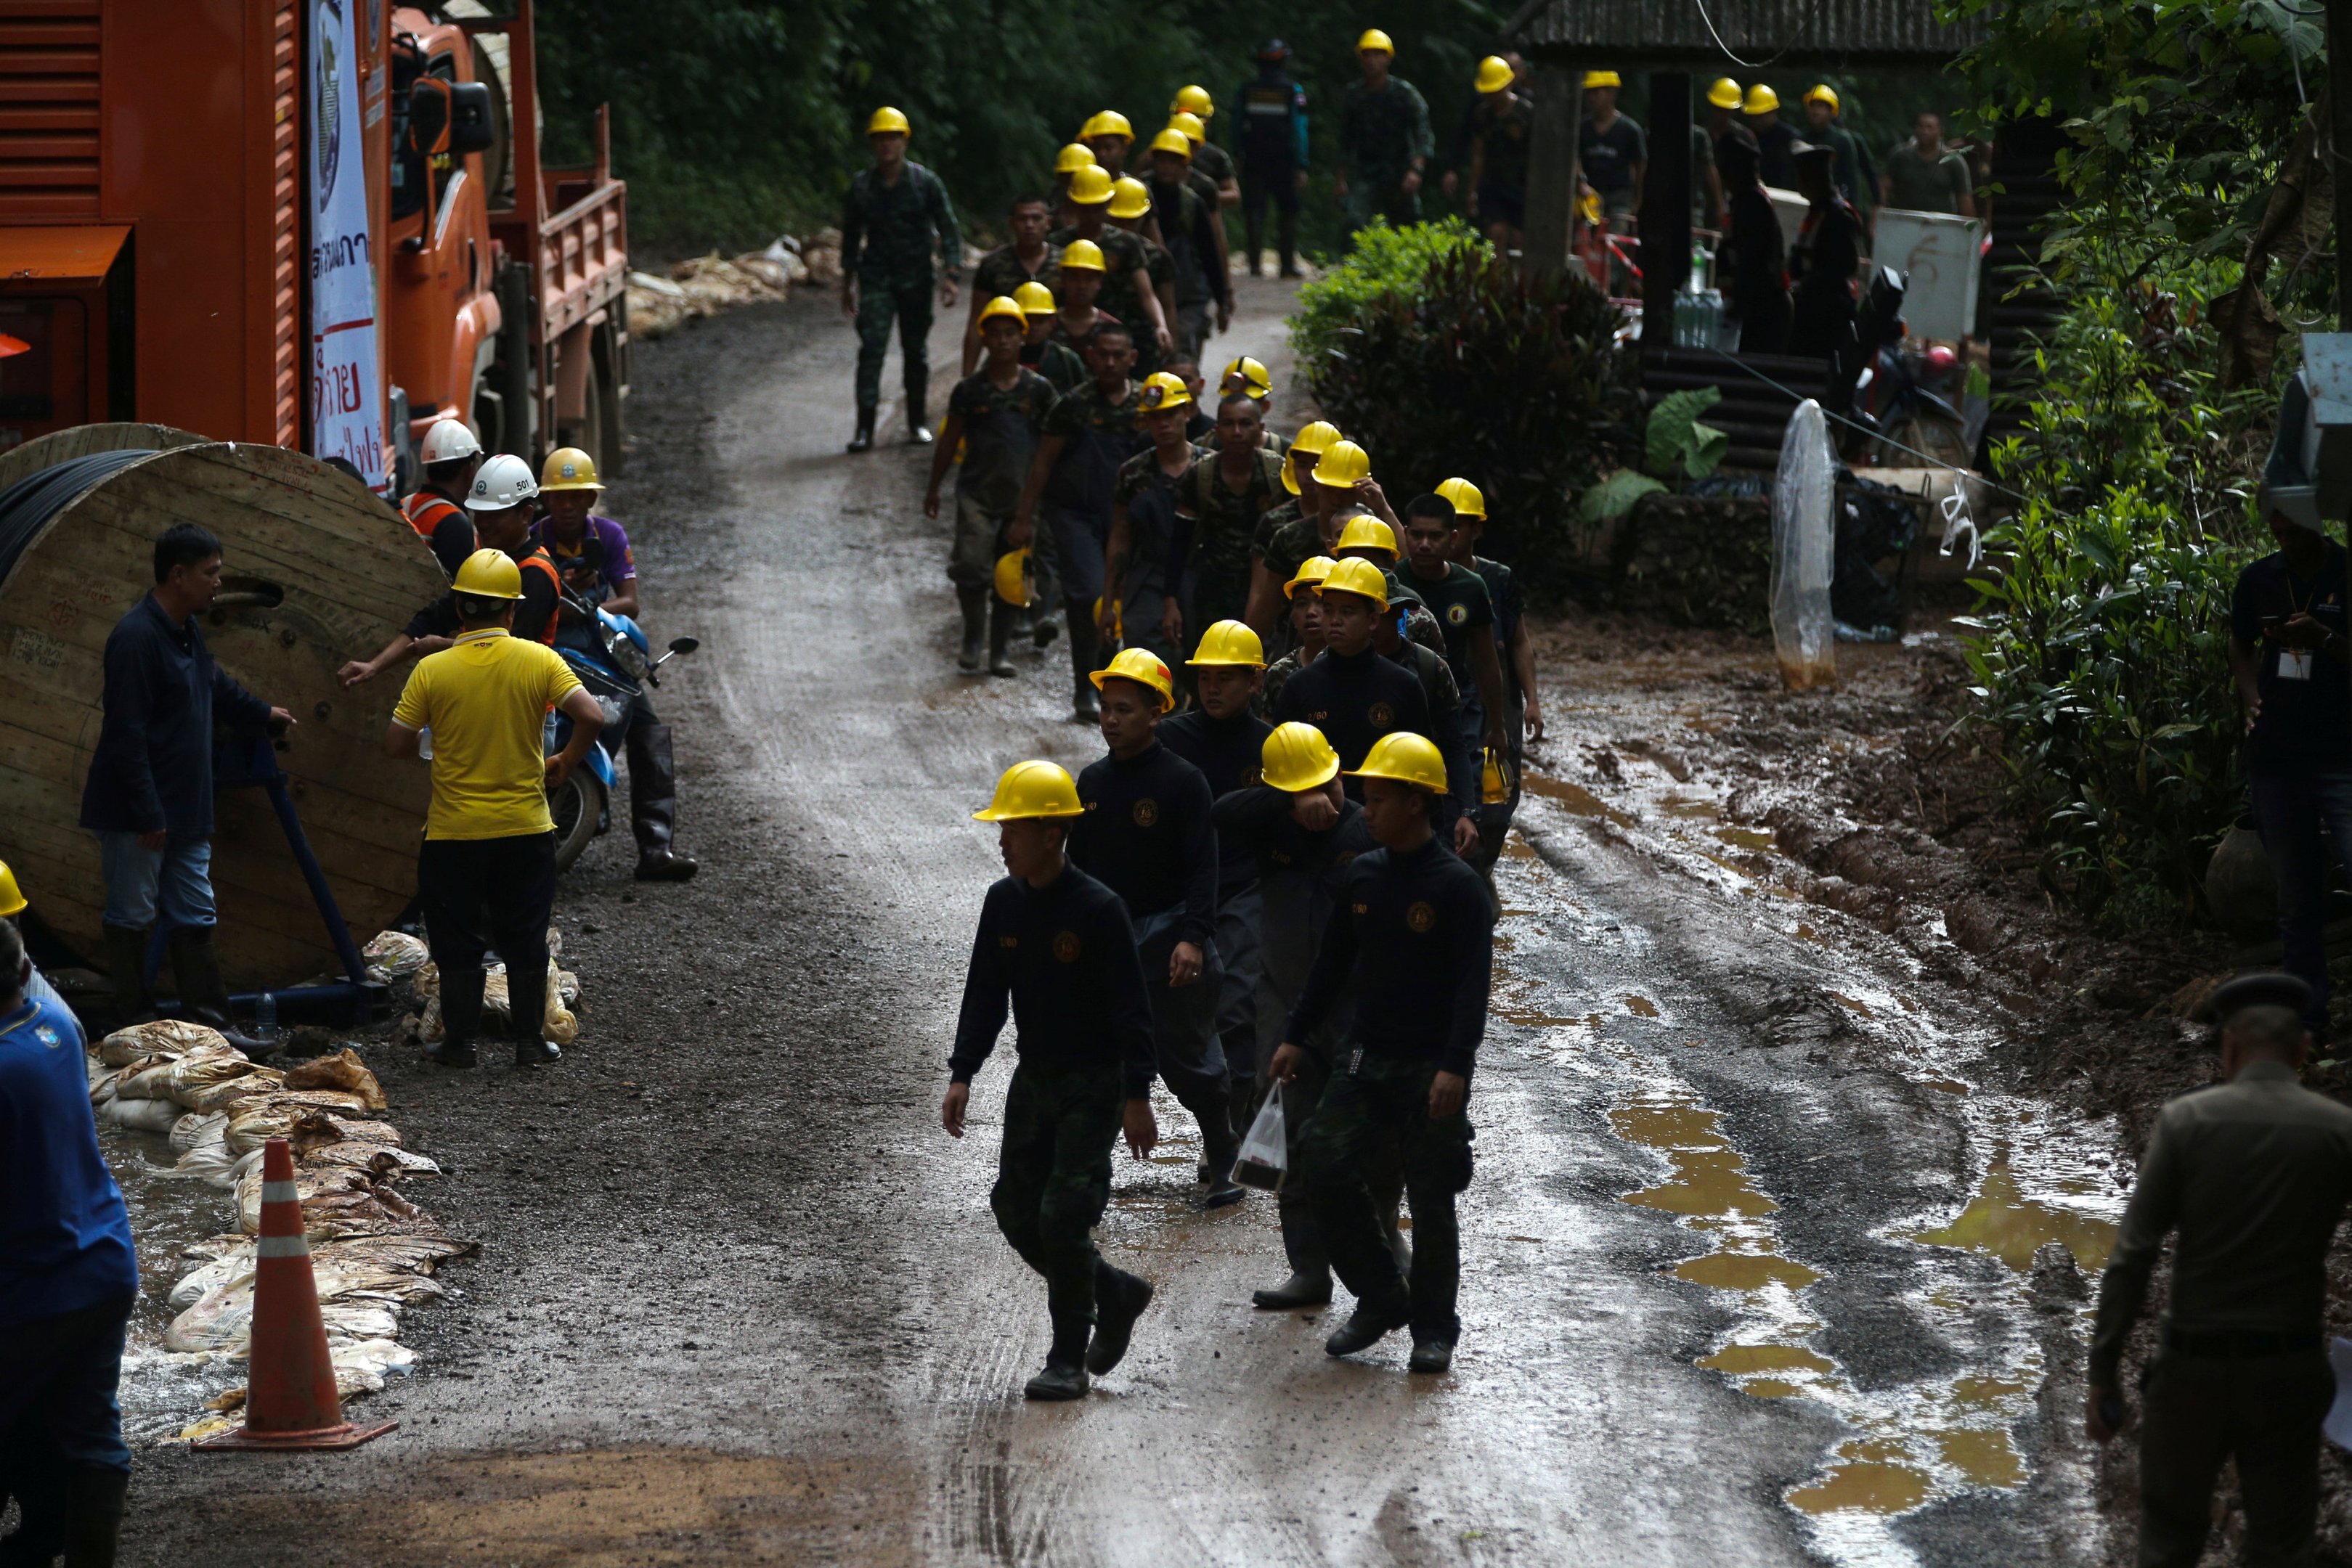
left=1513, top=0, right=1984, bottom=65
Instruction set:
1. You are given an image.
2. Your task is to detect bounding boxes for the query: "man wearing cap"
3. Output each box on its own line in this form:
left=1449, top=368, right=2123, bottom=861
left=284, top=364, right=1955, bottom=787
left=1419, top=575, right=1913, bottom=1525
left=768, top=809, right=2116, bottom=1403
left=1337, top=30, right=1433, bottom=241
left=1802, top=85, right=1874, bottom=227
left=1103, top=372, right=1205, bottom=675
left=948, top=760, right=1160, bottom=1402
left=1082, top=110, right=1136, bottom=179
left=1271, top=731, right=1494, bottom=1372
left=1236, top=39, right=1310, bottom=277
left=1049, top=167, right=1173, bottom=370
left=1258, top=558, right=1334, bottom=716
left=1881, top=110, right=1974, bottom=219
left=841, top=107, right=963, bottom=454
left=2088, top=970, right=2352, bottom=1565
left=1579, top=71, right=1646, bottom=231
left=402, top=418, right=483, bottom=578
left=386, top=550, right=604, bottom=1069
left=2228, top=497, right=2352, bottom=1039
left=1401, top=493, right=1508, bottom=760
left=1144, top=128, right=1232, bottom=360
left=1743, top=84, right=1798, bottom=190
left=1170, top=87, right=1240, bottom=208
left=1014, top=282, right=1087, bottom=393
left=1463, top=55, right=1532, bottom=248
left=929, top=298, right=1061, bottom=678
left=1275, top=558, right=1433, bottom=799
left=964, top=194, right=1064, bottom=377
left=1105, top=176, right=1181, bottom=375
left=1045, top=240, right=1119, bottom=357
left=1442, top=478, right=1542, bottom=869
left=1069, top=648, right=1242, bottom=1208
left=1163, top=394, right=1287, bottom=661
left=1247, top=422, right=1345, bottom=643
left=1330, top=510, right=1448, bottom=660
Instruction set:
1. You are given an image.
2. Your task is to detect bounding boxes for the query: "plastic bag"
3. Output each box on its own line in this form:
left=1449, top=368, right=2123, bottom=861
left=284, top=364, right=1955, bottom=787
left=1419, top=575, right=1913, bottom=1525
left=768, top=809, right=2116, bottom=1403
left=1769, top=399, right=1838, bottom=690
left=1233, top=1093, right=1287, bottom=1191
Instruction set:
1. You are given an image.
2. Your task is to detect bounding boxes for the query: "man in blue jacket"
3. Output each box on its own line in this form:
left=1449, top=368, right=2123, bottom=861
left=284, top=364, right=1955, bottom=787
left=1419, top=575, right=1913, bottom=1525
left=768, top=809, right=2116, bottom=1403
left=79, top=523, right=293, bottom=1035
left=0, top=917, right=139, bottom=1565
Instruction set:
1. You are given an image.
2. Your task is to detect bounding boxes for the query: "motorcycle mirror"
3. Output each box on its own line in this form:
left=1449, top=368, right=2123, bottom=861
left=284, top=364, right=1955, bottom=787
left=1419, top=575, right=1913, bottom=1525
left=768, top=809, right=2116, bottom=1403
left=668, top=636, right=700, bottom=656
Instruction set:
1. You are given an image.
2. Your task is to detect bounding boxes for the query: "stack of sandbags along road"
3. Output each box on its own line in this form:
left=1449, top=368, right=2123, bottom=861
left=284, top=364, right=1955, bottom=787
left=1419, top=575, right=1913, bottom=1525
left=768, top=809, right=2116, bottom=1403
left=388, top=924, right=582, bottom=1047
left=626, top=237, right=824, bottom=340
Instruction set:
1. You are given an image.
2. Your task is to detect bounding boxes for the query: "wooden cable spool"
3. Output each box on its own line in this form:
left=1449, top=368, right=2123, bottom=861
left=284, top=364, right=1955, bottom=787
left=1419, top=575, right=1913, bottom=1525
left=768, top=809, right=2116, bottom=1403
left=0, top=425, right=445, bottom=988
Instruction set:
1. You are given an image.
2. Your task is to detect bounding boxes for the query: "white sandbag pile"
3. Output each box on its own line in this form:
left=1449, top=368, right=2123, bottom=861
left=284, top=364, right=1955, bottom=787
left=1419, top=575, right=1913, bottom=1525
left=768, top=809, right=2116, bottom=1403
left=401, top=952, right=582, bottom=1046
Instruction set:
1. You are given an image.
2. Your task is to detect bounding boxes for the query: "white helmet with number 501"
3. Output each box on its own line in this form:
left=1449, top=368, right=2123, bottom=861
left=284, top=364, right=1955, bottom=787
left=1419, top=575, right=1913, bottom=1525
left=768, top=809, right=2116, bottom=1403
left=465, top=452, right=539, bottom=511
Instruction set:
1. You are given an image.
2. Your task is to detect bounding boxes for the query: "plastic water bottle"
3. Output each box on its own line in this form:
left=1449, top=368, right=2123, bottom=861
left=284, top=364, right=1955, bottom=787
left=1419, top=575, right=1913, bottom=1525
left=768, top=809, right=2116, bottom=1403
left=253, top=991, right=279, bottom=1045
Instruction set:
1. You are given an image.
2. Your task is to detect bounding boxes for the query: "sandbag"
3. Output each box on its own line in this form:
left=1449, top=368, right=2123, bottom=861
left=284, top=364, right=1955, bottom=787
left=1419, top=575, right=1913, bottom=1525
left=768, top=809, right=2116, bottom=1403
left=287, top=1112, right=402, bottom=1156
left=169, top=1110, right=229, bottom=1153
left=101, top=1096, right=182, bottom=1134
left=233, top=1161, right=439, bottom=1239
left=165, top=1046, right=262, bottom=1106
left=99, top=1018, right=227, bottom=1066
left=225, top=1092, right=375, bottom=1158
left=301, top=1141, right=441, bottom=1180
left=280, top=1047, right=387, bottom=1110
left=361, top=929, right=429, bottom=981
left=166, top=1233, right=471, bottom=1310
left=178, top=1066, right=286, bottom=1112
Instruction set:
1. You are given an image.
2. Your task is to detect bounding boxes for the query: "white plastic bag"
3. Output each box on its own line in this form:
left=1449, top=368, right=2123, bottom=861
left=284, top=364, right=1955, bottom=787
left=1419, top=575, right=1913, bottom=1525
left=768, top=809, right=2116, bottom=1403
left=1769, top=399, right=1837, bottom=690
left=1234, top=1093, right=1287, bottom=1191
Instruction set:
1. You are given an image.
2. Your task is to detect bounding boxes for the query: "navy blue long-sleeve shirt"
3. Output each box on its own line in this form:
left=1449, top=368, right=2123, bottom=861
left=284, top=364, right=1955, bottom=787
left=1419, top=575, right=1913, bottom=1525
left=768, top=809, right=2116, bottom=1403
left=78, top=593, right=272, bottom=837
left=1067, top=742, right=1218, bottom=947
left=1213, top=785, right=1375, bottom=1005
left=1286, top=836, right=1494, bottom=1079
left=1274, top=643, right=1433, bottom=801
left=949, top=863, right=1158, bottom=1097
left=1160, top=708, right=1274, bottom=895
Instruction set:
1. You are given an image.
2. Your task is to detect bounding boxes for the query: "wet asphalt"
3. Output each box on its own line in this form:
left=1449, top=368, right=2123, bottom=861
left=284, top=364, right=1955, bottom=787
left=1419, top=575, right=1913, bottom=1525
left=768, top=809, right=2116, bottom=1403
left=112, top=279, right=2118, bottom=1565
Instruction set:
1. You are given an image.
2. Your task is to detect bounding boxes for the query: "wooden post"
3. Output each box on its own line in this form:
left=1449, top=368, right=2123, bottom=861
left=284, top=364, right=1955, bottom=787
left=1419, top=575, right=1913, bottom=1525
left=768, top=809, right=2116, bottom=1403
left=1642, top=72, right=1693, bottom=347
left=1525, top=62, right=1582, bottom=277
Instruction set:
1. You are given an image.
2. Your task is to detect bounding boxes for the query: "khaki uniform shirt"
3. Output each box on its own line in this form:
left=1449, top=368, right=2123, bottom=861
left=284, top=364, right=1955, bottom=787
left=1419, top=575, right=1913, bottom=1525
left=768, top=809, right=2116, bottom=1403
left=2089, top=1060, right=2352, bottom=1387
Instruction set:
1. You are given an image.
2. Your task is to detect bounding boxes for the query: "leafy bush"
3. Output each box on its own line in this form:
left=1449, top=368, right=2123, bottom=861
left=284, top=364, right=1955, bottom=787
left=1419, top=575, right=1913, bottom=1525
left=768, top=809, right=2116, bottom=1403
left=1292, top=221, right=1641, bottom=597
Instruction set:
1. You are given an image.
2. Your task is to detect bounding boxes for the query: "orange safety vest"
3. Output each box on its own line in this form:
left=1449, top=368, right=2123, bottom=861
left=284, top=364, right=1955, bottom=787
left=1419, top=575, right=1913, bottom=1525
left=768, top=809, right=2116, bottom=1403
left=516, top=547, right=561, bottom=645
left=402, top=490, right=464, bottom=540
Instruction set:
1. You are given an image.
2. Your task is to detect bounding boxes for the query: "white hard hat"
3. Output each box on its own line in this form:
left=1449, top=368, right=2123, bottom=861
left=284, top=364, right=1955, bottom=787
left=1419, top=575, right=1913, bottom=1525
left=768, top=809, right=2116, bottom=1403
left=465, top=452, right=539, bottom=511
left=418, top=417, right=483, bottom=465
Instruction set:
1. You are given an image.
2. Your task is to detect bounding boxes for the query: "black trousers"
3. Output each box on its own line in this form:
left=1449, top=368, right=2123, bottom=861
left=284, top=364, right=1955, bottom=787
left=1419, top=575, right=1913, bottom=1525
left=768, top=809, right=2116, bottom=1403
left=417, top=832, right=557, bottom=1045
left=2136, top=1348, right=2335, bottom=1567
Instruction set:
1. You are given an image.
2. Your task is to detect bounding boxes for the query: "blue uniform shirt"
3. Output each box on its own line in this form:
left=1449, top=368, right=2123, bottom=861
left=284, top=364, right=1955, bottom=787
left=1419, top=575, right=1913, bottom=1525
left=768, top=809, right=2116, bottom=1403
left=0, top=993, right=138, bottom=1324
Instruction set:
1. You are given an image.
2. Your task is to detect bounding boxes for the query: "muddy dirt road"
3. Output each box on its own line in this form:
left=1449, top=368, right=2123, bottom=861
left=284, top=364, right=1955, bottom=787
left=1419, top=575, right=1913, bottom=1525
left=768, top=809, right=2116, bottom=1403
left=117, top=279, right=2122, bottom=1565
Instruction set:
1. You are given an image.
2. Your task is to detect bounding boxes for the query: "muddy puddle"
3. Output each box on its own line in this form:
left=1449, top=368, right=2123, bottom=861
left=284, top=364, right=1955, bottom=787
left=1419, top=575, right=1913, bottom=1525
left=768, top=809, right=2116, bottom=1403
left=99, top=1120, right=249, bottom=1443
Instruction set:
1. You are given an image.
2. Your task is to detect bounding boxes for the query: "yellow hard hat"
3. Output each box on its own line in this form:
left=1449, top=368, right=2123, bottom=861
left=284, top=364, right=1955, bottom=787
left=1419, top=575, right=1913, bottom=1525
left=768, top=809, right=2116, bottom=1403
left=1137, top=370, right=1193, bottom=412
left=538, top=445, right=603, bottom=493
left=1312, top=438, right=1372, bottom=488
left=1804, top=83, right=1839, bottom=111
left=1056, top=142, right=1097, bottom=174
left=993, top=549, right=1033, bottom=607
left=453, top=547, right=524, bottom=600
left=1148, top=126, right=1193, bottom=160
left=1086, top=109, right=1135, bottom=140
left=1069, top=165, right=1115, bottom=206
left=1187, top=619, right=1266, bottom=669
left=973, top=760, right=1085, bottom=822
left=1108, top=175, right=1154, bottom=219
left=1436, top=475, right=1486, bottom=519
left=1261, top=722, right=1342, bottom=792
left=867, top=106, right=911, bottom=136
left=977, top=295, right=1028, bottom=330
left=1060, top=237, right=1106, bottom=271
left=1744, top=83, right=1780, bottom=113
left=1220, top=356, right=1271, bottom=400
left=1317, top=555, right=1391, bottom=610
left=1474, top=56, right=1513, bottom=94
left=1091, top=645, right=1175, bottom=709
left=1334, top=514, right=1399, bottom=559
left=1168, top=111, right=1207, bottom=144
left=1356, top=28, right=1394, bottom=54
left=1093, top=595, right=1123, bottom=638
left=1171, top=84, right=1214, bottom=120
left=1481, top=746, right=1510, bottom=804
left=1350, top=731, right=1448, bottom=793
left=0, top=859, right=24, bottom=918
left=1291, top=420, right=1343, bottom=454
left=1285, top=555, right=1337, bottom=599
left=1013, top=280, right=1057, bottom=316
left=1583, top=70, right=1620, bottom=89
left=1707, top=77, right=1743, bottom=110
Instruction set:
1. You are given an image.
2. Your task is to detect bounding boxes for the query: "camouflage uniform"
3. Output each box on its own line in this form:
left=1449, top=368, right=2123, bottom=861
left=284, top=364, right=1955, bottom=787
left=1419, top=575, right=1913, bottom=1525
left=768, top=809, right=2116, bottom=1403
left=1112, top=446, right=1189, bottom=671
left=972, top=240, right=1062, bottom=302
left=1338, top=77, right=1434, bottom=236
left=1171, top=446, right=1286, bottom=651
left=1193, top=139, right=1238, bottom=191
left=1256, top=647, right=1306, bottom=718
left=842, top=161, right=962, bottom=414
left=1049, top=224, right=1160, bottom=374
left=1022, top=336, right=1088, bottom=394
left=991, top=1057, right=1127, bottom=1346
left=946, top=367, right=1059, bottom=590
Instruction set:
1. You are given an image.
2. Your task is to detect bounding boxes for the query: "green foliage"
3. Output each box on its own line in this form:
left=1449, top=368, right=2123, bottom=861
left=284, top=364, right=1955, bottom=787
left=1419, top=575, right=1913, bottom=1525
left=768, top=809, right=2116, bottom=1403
left=1956, top=219, right=2279, bottom=926
left=1576, top=470, right=1667, bottom=526
left=1643, top=387, right=1727, bottom=483
left=1292, top=221, right=1640, bottom=597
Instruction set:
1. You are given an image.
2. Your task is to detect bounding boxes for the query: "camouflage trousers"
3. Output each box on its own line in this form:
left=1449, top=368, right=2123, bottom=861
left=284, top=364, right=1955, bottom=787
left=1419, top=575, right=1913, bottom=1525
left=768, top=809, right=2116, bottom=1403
left=990, top=1058, right=1126, bottom=1351
left=855, top=277, right=934, bottom=412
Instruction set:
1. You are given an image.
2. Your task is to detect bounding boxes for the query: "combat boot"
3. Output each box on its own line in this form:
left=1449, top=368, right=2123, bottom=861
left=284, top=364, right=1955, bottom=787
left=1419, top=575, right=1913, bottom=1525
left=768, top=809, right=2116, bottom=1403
left=906, top=371, right=934, bottom=445
left=956, top=587, right=989, bottom=674
left=514, top=1037, right=563, bottom=1067
left=847, top=408, right=877, bottom=454
left=988, top=600, right=1019, bottom=678
left=167, top=927, right=280, bottom=1060
left=1067, top=613, right=1101, bottom=722
left=101, top=924, right=155, bottom=1029
left=626, top=721, right=699, bottom=881
left=1408, top=1338, right=1454, bottom=1374
left=1277, top=213, right=1301, bottom=279
left=61, top=1462, right=126, bottom=1568
left=1324, top=1304, right=1408, bottom=1357
left=1023, top=1360, right=1089, bottom=1400
left=1252, top=1270, right=1332, bottom=1310
left=1200, top=1119, right=1244, bottom=1210
left=1084, top=1269, right=1154, bottom=1375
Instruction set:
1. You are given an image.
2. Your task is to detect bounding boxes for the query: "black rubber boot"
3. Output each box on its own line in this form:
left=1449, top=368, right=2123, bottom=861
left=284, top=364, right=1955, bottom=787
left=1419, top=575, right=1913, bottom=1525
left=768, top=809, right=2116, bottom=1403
left=906, top=370, right=934, bottom=444
left=1278, top=213, right=1301, bottom=278
left=167, top=927, right=279, bottom=1061
left=514, top=1037, right=563, bottom=1067
left=434, top=961, right=485, bottom=1068
left=626, top=721, right=699, bottom=882
left=957, top=587, right=989, bottom=673
left=1252, top=1270, right=1333, bottom=1310
left=423, top=1037, right=478, bottom=1069
left=1023, top=1360, right=1089, bottom=1400
left=1408, top=1338, right=1455, bottom=1374
left=847, top=407, right=877, bottom=453
left=1199, top=1106, right=1243, bottom=1209
left=1324, top=1304, right=1408, bottom=1357
left=1084, top=1267, right=1154, bottom=1374
left=101, top=924, right=155, bottom=1029
left=988, top=599, right=1019, bottom=677
left=1067, top=612, right=1100, bottom=721
left=62, top=1463, right=126, bottom=1568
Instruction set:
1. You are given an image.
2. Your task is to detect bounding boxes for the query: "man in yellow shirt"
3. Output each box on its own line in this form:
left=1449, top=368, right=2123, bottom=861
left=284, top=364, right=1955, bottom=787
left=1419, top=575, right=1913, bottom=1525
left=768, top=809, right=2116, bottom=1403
left=385, top=550, right=603, bottom=1069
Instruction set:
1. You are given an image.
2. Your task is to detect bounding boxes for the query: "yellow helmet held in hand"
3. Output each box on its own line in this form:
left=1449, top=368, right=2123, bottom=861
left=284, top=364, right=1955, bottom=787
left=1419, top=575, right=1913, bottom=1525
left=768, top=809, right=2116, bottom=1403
left=1148, top=126, right=1193, bottom=160
left=1285, top=555, right=1337, bottom=599
left=1091, top=645, right=1175, bottom=710
left=1137, top=370, right=1193, bottom=412
left=1317, top=555, right=1391, bottom=610
left=1060, top=237, right=1106, bottom=271
left=1108, top=175, right=1154, bottom=219
left=540, top=446, right=603, bottom=492
left=1474, top=56, right=1513, bottom=94
left=1187, top=619, right=1266, bottom=669
left=973, top=760, right=1086, bottom=822
left=1481, top=746, right=1511, bottom=804
left=1068, top=165, right=1115, bottom=206
left=1261, top=723, right=1342, bottom=792
left=1436, top=475, right=1486, bottom=519
left=993, top=549, right=1033, bottom=607
left=1171, top=84, right=1214, bottom=121
left=977, top=295, right=1028, bottom=330
left=867, top=106, right=911, bottom=136
left=1093, top=595, right=1123, bottom=639
left=1707, top=77, right=1744, bottom=110
left=0, top=859, right=24, bottom=918
left=1312, top=438, right=1372, bottom=489
left=1335, top=515, right=1398, bottom=560
left=1013, top=281, right=1057, bottom=316
left=1056, top=142, right=1097, bottom=174
left=1804, top=83, right=1839, bottom=111
left=1582, top=69, right=1621, bottom=89
left=453, top=548, right=524, bottom=600
left=1220, top=356, right=1271, bottom=400
left=1744, top=83, right=1780, bottom=114
left=1351, top=732, right=1449, bottom=793
left=1356, top=28, right=1394, bottom=54
left=1168, top=111, right=1208, bottom=144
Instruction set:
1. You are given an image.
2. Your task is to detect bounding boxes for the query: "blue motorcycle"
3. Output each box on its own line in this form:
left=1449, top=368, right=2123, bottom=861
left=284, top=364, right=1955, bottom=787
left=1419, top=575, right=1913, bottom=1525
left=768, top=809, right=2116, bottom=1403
left=546, top=603, right=698, bottom=872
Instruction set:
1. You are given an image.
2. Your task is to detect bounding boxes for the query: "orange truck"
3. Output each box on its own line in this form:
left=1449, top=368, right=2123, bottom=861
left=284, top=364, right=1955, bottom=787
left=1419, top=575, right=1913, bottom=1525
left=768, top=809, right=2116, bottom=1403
left=0, top=0, right=627, bottom=486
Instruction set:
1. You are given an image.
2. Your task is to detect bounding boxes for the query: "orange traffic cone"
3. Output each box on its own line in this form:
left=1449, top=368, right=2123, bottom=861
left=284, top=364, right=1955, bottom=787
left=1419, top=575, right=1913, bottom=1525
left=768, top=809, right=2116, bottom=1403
left=193, top=1137, right=396, bottom=1452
